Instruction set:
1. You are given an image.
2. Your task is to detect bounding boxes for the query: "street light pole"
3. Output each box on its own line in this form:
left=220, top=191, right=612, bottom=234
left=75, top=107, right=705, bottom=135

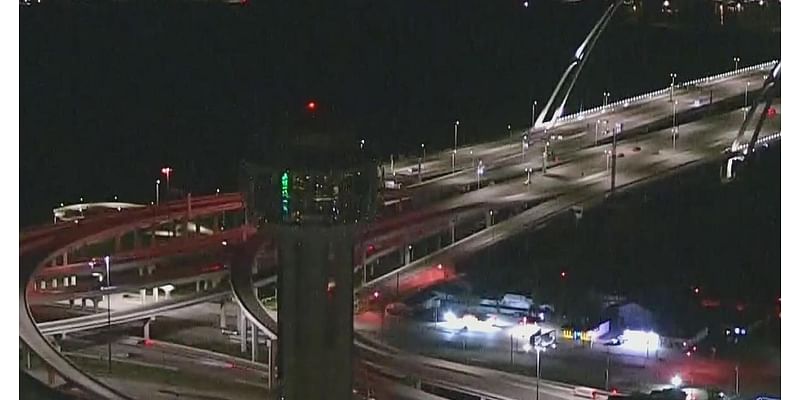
left=454, top=120, right=459, bottom=152
left=477, top=160, right=484, bottom=189
left=734, top=57, right=740, bottom=72
left=531, top=100, right=537, bottom=130
left=535, top=347, right=541, bottom=400
left=672, top=100, right=678, bottom=149
left=510, top=335, right=514, bottom=365
left=743, top=81, right=751, bottom=120
left=595, top=120, right=600, bottom=145
left=522, top=134, right=528, bottom=161
left=421, top=143, right=426, bottom=164
left=611, top=124, right=619, bottom=192
left=670, top=73, right=677, bottom=102
left=603, top=91, right=610, bottom=108
left=104, top=255, right=112, bottom=374
left=542, top=141, right=550, bottom=174
left=160, top=167, right=173, bottom=199
left=155, top=179, right=160, bottom=206
left=507, top=124, right=512, bottom=139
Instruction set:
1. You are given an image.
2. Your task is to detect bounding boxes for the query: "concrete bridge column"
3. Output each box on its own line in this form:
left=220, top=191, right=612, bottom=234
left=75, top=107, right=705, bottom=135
left=450, top=220, right=456, bottom=244
left=143, top=317, right=154, bottom=340
left=114, top=235, right=122, bottom=252
left=219, top=303, right=227, bottom=329
left=250, top=321, right=259, bottom=362
left=140, top=288, right=147, bottom=305
left=404, top=245, right=412, bottom=265
left=92, top=297, right=99, bottom=312
left=147, top=265, right=156, bottom=275
left=81, top=298, right=87, bottom=310
left=152, top=287, right=159, bottom=303
left=61, top=252, right=68, bottom=266
left=132, top=229, right=141, bottom=248
left=238, top=307, right=247, bottom=353
left=68, top=299, right=74, bottom=308
left=163, top=286, right=173, bottom=300
left=196, top=280, right=201, bottom=293
left=267, top=339, right=275, bottom=389
left=24, top=347, right=31, bottom=370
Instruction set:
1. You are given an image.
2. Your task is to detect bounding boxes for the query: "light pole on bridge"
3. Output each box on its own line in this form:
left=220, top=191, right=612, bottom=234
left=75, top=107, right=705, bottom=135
left=734, top=57, right=741, bottom=72
left=669, top=73, right=677, bottom=102
left=743, top=81, right=751, bottom=120
left=453, top=120, right=460, bottom=174
left=603, top=91, right=610, bottom=108
left=672, top=100, right=679, bottom=149
left=104, top=255, right=112, bottom=374
left=531, top=100, right=538, bottom=130
left=522, top=134, right=529, bottom=161
left=476, top=160, right=485, bottom=189
left=155, top=179, right=160, bottom=206
left=160, top=167, right=173, bottom=198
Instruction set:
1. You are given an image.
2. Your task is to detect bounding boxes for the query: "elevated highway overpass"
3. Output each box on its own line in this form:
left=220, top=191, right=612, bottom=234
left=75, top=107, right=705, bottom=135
left=20, top=61, right=779, bottom=399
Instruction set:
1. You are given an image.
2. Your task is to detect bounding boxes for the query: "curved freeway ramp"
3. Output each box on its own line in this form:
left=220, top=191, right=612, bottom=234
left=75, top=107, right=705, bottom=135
left=229, top=234, right=278, bottom=340
left=20, top=193, right=244, bottom=399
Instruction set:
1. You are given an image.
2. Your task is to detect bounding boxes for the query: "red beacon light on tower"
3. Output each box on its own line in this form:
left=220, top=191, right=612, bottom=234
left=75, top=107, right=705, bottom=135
left=306, top=101, right=317, bottom=111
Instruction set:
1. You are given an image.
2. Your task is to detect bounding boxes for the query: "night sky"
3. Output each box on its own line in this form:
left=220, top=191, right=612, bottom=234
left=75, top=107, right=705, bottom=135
left=20, top=0, right=780, bottom=226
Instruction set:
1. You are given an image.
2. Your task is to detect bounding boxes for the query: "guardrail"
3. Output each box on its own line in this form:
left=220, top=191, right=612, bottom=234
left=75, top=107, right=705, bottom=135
left=731, top=131, right=781, bottom=153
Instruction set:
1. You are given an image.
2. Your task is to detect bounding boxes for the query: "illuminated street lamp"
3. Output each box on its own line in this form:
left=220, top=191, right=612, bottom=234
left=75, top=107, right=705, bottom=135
left=507, top=124, right=512, bottom=139
left=531, top=100, right=538, bottom=130
left=453, top=120, right=460, bottom=173
left=160, top=167, right=173, bottom=193
left=522, top=134, right=529, bottom=161
left=743, top=81, right=751, bottom=120
left=453, top=120, right=460, bottom=152
left=603, top=91, right=610, bottom=108
left=733, top=57, right=741, bottom=71
left=476, top=160, right=485, bottom=189
left=669, top=73, right=677, bottom=102
left=103, top=255, right=112, bottom=373
left=155, top=179, right=160, bottom=205
left=671, top=374, right=683, bottom=387
left=672, top=100, right=678, bottom=149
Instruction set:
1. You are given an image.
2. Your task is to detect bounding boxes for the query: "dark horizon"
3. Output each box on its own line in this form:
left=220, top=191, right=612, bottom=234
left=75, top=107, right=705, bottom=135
left=20, top=0, right=780, bottom=226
